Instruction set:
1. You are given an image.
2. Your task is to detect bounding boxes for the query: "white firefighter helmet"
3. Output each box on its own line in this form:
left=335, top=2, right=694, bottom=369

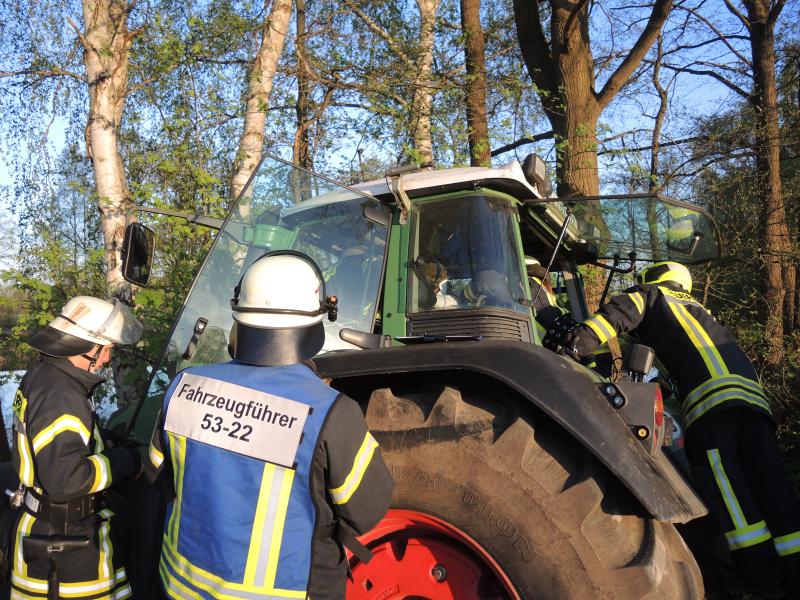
left=28, top=296, right=143, bottom=357
left=638, top=261, right=693, bottom=293
left=229, top=251, right=337, bottom=366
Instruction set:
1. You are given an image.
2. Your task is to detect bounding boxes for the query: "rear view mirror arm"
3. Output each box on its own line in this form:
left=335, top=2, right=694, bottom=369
left=533, top=204, right=573, bottom=307
left=134, top=206, right=225, bottom=230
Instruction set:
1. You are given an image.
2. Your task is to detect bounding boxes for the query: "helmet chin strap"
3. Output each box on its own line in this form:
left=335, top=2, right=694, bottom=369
left=80, top=346, right=104, bottom=372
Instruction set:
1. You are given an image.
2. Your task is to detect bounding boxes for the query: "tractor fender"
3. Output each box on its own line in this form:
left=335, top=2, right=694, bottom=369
left=314, top=339, right=706, bottom=524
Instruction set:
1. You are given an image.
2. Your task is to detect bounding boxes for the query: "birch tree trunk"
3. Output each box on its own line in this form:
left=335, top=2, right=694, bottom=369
left=231, top=0, right=293, bottom=207
left=410, top=0, right=440, bottom=164
left=460, top=0, right=490, bottom=167
left=79, top=0, right=135, bottom=300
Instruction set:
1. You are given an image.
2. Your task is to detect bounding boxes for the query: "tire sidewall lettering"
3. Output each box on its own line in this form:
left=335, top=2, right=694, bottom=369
left=391, top=465, right=534, bottom=563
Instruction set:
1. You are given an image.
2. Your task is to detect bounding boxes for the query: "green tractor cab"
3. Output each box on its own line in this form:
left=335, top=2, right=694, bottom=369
left=113, top=154, right=720, bottom=598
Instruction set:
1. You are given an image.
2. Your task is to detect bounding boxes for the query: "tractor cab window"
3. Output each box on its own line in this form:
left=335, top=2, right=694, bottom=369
left=146, top=158, right=388, bottom=398
left=409, top=194, right=527, bottom=314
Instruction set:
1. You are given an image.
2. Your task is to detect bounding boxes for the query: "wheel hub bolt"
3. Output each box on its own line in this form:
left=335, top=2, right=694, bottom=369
left=431, top=564, right=447, bottom=582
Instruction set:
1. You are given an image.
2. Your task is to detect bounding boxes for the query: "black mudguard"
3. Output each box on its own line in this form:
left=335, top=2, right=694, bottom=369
left=314, top=340, right=707, bottom=524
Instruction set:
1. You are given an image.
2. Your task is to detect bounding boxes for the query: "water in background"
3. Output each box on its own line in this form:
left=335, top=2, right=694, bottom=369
left=0, top=372, right=22, bottom=444
left=0, top=370, right=119, bottom=446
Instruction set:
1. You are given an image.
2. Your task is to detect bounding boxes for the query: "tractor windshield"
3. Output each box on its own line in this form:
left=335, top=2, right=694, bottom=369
left=148, top=156, right=388, bottom=395
left=409, top=193, right=527, bottom=314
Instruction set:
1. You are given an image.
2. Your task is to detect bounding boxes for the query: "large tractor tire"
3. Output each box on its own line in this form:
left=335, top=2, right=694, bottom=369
left=347, top=379, right=703, bottom=599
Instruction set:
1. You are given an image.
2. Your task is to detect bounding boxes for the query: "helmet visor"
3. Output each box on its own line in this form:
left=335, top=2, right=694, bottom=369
left=27, top=326, right=97, bottom=357
left=96, top=300, right=143, bottom=345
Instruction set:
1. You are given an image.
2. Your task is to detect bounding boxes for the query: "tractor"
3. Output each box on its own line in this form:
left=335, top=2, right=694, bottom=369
left=67, top=154, right=728, bottom=597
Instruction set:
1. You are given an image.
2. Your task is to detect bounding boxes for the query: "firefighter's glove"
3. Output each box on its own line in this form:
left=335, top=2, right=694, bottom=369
left=543, top=314, right=580, bottom=355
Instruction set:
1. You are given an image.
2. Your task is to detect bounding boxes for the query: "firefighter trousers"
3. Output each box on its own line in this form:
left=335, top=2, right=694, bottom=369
left=686, top=408, right=800, bottom=594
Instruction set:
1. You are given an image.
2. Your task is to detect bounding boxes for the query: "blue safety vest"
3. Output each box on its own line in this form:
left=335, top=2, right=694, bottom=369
left=158, top=362, right=339, bottom=599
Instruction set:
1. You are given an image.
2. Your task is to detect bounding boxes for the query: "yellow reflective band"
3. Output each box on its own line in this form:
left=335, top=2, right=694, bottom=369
left=685, top=388, right=772, bottom=428
left=11, top=567, right=128, bottom=597
left=775, top=531, right=800, bottom=556
left=678, top=304, right=727, bottom=375
left=666, top=302, right=727, bottom=377
left=31, top=415, right=90, bottom=455
left=168, top=433, right=187, bottom=545
left=98, top=512, right=114, bottom=580
left=264, top=470, right=295, bottom=589
left=329, top=432, right=379, bottom=505
left=245, top=464, right=276, bottom=585
left=584, top=314, right=616, bottom=345
left=725, top=520, right=772, bottom=551
left=628, top=292, right=645, bottom=314
left=149, top=443, right=164, bottom=469
left=685, top=375, right=765, bottom=411
left=162, top=537, right=307, bottom=598
left=10, top=590, right=41, bottom=600
left=160, top=560, right=203, bottom=600
left=88, top=454, right=112, bottom=493
left=707, top=449, right=746, bottom=529
left=14, top=512, right=34, bottom=577
left=16, top=431, right=34, bottom=487
left=94, top=425, right=105, bottom=452
left=245, top=466, right=296, bottom=588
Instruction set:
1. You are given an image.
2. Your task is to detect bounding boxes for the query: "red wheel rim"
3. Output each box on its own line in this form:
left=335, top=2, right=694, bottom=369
left=346, top=509, right=520, bottom=600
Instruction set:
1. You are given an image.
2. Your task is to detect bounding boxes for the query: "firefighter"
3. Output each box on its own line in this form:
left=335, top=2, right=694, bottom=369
left=555, top=261, right=800, bottom=596
left=525, top=257, right=560, bottom=314
left=10, top=296, right=144, bottom=599
left=146, top=250, right=394, bottom=600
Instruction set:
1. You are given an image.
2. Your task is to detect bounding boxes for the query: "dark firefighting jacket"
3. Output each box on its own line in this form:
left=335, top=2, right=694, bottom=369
left=575, top=282, right=771, bottom=429
left=10, top=355, right=138, bottom=599
left=145, top=361, right=394, bottom=600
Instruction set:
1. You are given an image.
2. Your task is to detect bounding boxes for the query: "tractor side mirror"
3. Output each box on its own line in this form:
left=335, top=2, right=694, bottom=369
left=121, top=222, right=155, bottom=287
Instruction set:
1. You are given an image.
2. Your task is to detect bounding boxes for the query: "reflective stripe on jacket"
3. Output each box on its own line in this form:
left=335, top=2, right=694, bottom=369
left=577, top=283, right=770, bottom=429
left=148, top=361, right=393, bottom=600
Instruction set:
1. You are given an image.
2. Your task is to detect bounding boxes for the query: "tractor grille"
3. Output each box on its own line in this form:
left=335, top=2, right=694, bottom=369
left=407, top=309, right=532, bottom=342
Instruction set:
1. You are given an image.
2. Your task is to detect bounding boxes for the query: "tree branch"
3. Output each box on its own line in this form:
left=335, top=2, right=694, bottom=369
left=342, top=0, right=413, bottom=66
left=564, top=0, right=591, bottom=43
left=598, top=135, right=702, bottom=155
left=66, top=16, right=92, bottom=52
left=513, top=0, right=559, bottom=108
left=659, top=62, right=751, bottom=98
left=675, top=4, right=752, bottom=67
left=0, top=69, right=86, bottom=82
left=596, top=0, right=673, bottom=109
left=723, top=0, right=751, bottom=30
left=490, top=131, right=555, bottom=157
left=768, top=0, right=786, bottom=27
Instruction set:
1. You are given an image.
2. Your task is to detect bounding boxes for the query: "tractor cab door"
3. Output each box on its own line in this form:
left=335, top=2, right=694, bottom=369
left=557, top=193, right=720, bottom=265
